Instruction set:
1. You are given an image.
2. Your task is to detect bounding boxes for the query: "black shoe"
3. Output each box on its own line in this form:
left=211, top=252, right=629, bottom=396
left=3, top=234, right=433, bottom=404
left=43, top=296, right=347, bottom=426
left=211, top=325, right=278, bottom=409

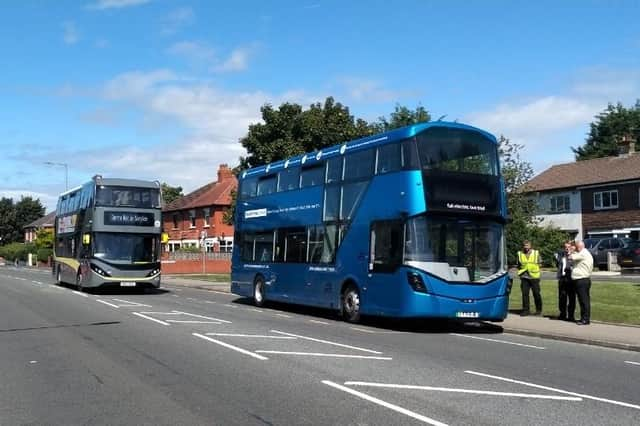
left=533, top=311, right=542, bottom=316
left=576, top=320, right=590, bottom=325
left=556, top=315, right=567, bottom=321
left=520, top=311, right=530, bottom=317
left=567, top=317, right=576, bottom=322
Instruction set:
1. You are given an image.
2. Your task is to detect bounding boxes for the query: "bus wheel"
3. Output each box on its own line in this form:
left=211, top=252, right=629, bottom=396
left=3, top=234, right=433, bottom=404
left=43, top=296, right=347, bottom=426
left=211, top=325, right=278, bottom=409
left=56, top=268, right=63, bottom=285
left=76, top=272, right=84, bottom=292
left=341, top=285, right=361, bottom=323
left=253, top=276, right=266, bottom=307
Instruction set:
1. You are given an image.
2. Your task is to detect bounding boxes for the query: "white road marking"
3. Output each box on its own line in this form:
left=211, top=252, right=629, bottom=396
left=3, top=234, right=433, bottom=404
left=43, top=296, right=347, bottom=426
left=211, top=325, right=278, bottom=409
left=49, top=285, right=64, bottom=290
left=140, top=311, right=182, bottom=315
left=172, top=294, right=180, bottom=297
left=624, top=361, right=640, bottom=366
left=350, top=327, right=377, bottom=333
left=166, top=320, right=224, bottom=324
left=271, top=330, right=383, bottom=354
left=31, top=281, right=44, bottom=286
left=96, top=300, right=120, bottom=308
left=343, top=382, right=582, bottom=401
left=111, top=298, right=151, bottom=307
left=249, top=308, right=263, bottom=313
left=211, top=291, right=230, bottom=295
left=450, top=333, right=545, bottom=350
left=223, top=303, right=238, bottom=308
left=171, top=311, right=232, bottom=324
left=465, top=370, right=640, bottom=410
left=256, top=351, right=392, bottom=360
left=322, top=380, right=448, bottom=426
left=309, top=320, right=330, bottom=325
left=205, top=333, right=296, bottom=339
left=275, top=313, right=292, bottom=318
left=205, top=300, right=217, bottom=304
left=132, top=312, right=170, bottom=326
left=192, top=333, right=268, bottom=360
left=72, top=291, right=89, bottom=298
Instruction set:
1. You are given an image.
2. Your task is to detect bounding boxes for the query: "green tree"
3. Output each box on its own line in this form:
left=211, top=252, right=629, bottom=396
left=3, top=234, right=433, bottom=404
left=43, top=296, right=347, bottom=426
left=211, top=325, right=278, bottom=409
left=14, top=197, right=44, bottom=241
left=374, top=104, right=431, bottom=132
left=572, top=101, right=640, bottom=160
left=161, top=183, right=184, bottom=205
left=0, top=197, right=16, bottom=245
left=35, top=228, right=54, bottom=250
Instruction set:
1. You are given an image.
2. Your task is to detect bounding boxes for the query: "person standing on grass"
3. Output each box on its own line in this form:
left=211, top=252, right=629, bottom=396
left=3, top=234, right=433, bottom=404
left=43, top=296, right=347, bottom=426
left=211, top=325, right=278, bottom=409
left=517, top=240, right=542, bottom=316
left=555, top=241, right=576, bottom=321
left=570, top=240, right=594, bottom=325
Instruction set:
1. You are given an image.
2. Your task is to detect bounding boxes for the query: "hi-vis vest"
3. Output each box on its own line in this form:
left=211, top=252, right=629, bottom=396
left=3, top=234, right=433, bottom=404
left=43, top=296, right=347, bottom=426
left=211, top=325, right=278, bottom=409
left=518, top=250, right=541, bottom=279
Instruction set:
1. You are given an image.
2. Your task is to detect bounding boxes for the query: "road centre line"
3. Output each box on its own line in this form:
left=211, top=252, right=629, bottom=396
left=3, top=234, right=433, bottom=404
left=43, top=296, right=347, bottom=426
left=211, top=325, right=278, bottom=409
left=97, top=300, right=120, bottom=308
left=256, top=351, right=392, bottom=360
left=72, top=291, right=89, bottom=298
left=211, top=291, right=230, bottom=295
left=205, top=301, right=217, bottom=304
left=322, top=381, right=447, bottom=426
left=192, top=333, right=268, bottom=361
left=223, top=304, right=238, bottom=308
left=271, top=330, right=383, bottom=354
left=31, top=281, right=44, bottom=285
left=249, top=308, right=263, bottom=313
left=275, top=313, right=292, bottom=318
left=465, top=370, right=640, bottom=410
left=350, top=327, right=377, bottom=333
left=450, top=333, right=545, bottom=350
left=132, top=312, right=170, bottom=326
left=343, top=382, right=582, bottom=401
left=624, top=361, right=640, bottom=366
left=309, top=320, right=330, bottom=325
left=205, top=333, right=296, bottom=339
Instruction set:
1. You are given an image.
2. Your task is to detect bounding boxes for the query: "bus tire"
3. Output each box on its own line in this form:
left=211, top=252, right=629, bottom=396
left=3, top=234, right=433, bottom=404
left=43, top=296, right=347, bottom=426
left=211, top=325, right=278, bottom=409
left=253, top=276, right=266, bottom=307
left=341, top=284, right=361, bottom=323
left=56, top=267, right=63, bottom=285
left=76, top=272, right=84, bottom=292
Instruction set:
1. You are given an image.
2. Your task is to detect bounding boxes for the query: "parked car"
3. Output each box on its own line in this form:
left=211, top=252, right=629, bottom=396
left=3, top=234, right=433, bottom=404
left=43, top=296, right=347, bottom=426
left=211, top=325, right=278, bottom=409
left=587, top=237, right=632, bottom=270
left=618, top=240, right=640, bottom=269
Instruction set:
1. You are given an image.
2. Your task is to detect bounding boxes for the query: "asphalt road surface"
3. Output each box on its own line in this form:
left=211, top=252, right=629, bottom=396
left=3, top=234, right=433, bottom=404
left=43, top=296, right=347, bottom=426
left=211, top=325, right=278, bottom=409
left=1, top=266, right=639, bottom=425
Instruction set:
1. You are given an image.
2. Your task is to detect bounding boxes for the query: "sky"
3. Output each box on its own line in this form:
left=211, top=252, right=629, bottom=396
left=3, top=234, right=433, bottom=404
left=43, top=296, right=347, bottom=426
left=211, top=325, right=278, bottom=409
left=1, top=0, right=639, bottom=211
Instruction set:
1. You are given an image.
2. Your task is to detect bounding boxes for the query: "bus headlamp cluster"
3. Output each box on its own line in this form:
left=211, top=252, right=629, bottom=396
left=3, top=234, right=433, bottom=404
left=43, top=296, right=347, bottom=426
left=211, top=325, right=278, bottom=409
left=91, top=264, right=111, bottom=277
left=406, top=272, right=428, bottom=293
left=147, top=268, right=161, bottom=277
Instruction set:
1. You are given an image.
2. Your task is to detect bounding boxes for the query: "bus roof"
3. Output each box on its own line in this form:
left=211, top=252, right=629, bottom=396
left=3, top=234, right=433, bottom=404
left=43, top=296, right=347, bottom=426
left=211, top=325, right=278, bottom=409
left=241, top=121, right=496, bottom=179
left=95, top=177, right=160, bottom=189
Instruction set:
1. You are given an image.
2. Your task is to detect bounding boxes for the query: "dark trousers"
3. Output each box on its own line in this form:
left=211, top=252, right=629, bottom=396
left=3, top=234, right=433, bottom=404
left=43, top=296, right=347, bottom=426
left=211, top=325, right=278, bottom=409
left=520, top=277, right=542, bottom=313
left=558, top=276, right=576, bottom=320
left=575, top=278, right=591, bottom=322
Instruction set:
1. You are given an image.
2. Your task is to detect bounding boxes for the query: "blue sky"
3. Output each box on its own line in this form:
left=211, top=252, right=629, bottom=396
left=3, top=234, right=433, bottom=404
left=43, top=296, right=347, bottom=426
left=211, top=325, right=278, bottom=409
left=1, top=0, right=639, bottom=210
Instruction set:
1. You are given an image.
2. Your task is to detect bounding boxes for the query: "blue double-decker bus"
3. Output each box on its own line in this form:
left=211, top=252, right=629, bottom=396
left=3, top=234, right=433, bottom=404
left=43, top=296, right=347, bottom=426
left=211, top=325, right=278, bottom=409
left=231, top=122, right=510, bottom=322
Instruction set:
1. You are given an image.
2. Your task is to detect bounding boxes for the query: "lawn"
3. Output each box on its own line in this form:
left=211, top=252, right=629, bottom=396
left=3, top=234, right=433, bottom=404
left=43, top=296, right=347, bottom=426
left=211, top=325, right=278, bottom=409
left=509, top=279, right=640, bottom=325
left=177, top=274, right=230, bottom=283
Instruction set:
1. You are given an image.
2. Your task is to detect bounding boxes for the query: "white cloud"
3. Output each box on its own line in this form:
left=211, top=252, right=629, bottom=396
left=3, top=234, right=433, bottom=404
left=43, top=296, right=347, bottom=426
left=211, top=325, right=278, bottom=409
left=167, top=41, right=216, bottom=64
left=213, top=47, right=254, bottom=73
left=62, top=21, right=79, bottom=45
left=87, top=0, right=151, bottom=10
left=335, top=77, right=416, bottom=103
left=161, top=7, right=194, bottom=35
left=0, top=190, right=58, bottom=212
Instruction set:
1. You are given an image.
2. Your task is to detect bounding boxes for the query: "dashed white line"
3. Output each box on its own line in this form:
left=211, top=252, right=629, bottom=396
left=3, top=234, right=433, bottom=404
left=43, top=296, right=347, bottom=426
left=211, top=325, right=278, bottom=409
left=205, top=300, right=217, bottom=304
left=271, top=330, right=382, bottom=354
left=322, top=380, right=447, bottom=426
left=343, top=382, right=582, bottom=401
left=223, top=303, right=239, bottom=308
left=350, top=327, right=377, bottom=333
left=205, top=333, right=296, bottom=339
left=450, top=333, right=545, bottom=350
left=72, top=291, right=89, bottom=298
left=309, top=320, right=330, bottom=325
left=31, top=281, right=44, bottom=286
left=256, top=351, right=392, bottom=360
left=211, top=291, right=230, bottom=295
left=465, top=370, right=640, bottom=410
left=275, top=313, right=292, bottom=318
left=166, top=320, right=225, bottom=324
left=111, top=298, right=152, bottom=307
left=624, top=361, right=640, bottom=366
left=249, top=308, right=263, bottom=313
left=132, top=312, right=170, bottom=326
left=171, top=311, right=232, bottom=324
left=96, top=300, right=120, bottom=308
left=192, top=333, right=268, bottom=360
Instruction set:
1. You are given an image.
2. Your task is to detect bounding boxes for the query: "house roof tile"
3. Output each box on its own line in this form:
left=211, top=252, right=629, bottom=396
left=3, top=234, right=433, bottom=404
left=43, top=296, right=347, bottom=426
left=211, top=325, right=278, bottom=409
left=24, top=211, right=56, bottom=229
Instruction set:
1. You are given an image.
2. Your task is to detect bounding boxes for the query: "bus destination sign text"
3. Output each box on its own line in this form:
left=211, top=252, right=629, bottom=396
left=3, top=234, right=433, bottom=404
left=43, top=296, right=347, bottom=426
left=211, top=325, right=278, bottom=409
left=104, top=211, right=155, bottom=227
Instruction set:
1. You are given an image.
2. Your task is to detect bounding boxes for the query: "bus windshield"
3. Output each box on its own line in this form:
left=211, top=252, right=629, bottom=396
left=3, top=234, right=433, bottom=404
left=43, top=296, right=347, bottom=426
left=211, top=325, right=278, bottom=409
left=416, top=127, right=498, bottom=176
left=93, top=233, right=159, bottom=264
left=404, top=215, right=504, bottom=283
left=96, top=186, right=161, bottom=208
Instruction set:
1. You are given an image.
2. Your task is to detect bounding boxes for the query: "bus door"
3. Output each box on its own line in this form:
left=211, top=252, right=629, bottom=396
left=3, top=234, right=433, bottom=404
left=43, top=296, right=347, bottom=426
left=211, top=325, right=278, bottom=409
left=366, top=220, right=405, bottom=314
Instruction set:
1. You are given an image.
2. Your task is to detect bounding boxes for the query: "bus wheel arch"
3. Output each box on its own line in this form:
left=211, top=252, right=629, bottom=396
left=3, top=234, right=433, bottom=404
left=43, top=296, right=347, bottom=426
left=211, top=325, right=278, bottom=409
left=340, top=280, right=361, bottom=323
left=253, top=274, right=267, bottom=307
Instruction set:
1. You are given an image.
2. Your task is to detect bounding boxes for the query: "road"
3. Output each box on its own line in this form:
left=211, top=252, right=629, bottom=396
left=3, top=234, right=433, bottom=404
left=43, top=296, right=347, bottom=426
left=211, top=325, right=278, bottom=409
left=1, top=266, right=639, bottom=425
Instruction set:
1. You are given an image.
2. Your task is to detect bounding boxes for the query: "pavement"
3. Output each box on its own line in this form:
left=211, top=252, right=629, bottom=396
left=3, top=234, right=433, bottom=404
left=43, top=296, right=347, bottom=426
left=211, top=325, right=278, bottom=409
left=164, top=274, right=640, bottom=352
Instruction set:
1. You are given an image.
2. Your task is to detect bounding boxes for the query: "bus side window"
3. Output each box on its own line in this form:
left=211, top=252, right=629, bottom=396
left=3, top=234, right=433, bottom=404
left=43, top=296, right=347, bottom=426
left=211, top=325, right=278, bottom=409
left=376, top=143, right=402, bottom=174
left=370, top=220, right=404, bottom=273
left=257, top=175, right=277, bottom=196
left=344, top=149, right=374, bottom=181
left=300, top=165, right=324, bottom=188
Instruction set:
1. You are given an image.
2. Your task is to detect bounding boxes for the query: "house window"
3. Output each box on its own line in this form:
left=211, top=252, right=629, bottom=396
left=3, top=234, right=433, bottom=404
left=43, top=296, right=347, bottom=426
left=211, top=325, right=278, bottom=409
left=593, top=190, right=618, bottom=210
left=203, top=208, right=210, bottom=228
left=172, top=213, right=179, bottom=230
left=549, top=195, right=570, bottom=213
left=189, top=210, right=196, bottom=228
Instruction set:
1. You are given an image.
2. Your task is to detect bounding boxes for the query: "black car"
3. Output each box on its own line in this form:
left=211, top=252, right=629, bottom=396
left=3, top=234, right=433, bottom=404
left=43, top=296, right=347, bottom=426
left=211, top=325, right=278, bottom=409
left=587, top=237, right=632, bottom=270
left=618, top=240, right=640, bottom=269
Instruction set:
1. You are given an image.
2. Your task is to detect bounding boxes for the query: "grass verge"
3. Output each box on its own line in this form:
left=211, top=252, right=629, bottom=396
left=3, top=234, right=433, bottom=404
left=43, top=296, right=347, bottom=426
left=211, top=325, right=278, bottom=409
left=509, top=279, right=640, bottom=325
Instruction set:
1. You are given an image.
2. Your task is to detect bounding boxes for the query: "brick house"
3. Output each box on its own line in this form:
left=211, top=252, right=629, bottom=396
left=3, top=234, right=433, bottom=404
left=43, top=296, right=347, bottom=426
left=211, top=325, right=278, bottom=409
left=524, top=137, right=640, bottom=240
left=24, top=211, right=56, bottom=243
left=162, top=164, right=237, bottom=253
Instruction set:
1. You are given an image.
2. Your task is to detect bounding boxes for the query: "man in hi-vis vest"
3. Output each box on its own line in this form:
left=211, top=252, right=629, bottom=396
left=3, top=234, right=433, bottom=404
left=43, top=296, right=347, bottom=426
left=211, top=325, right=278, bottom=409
left=517, top=240, right=542, bottom=316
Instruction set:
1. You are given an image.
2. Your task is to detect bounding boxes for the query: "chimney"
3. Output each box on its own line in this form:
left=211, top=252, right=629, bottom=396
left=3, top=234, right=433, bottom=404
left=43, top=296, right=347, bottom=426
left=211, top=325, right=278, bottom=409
left=217, top=164, right=233, bottom=182
left=618, top=134, right=636, bottom=157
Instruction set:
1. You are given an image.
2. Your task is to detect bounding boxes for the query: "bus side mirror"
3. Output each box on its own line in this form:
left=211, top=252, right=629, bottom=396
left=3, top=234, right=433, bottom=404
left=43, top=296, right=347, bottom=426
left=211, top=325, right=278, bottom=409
left=161, top=232, right=169, bottom=244
left=82, top=234, right=91, bottom=245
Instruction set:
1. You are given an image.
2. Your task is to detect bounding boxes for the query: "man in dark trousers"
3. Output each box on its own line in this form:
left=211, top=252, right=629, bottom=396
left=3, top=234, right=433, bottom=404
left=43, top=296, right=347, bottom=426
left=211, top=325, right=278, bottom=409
left=517, top=240, right=542, bottom=316
left=555, top=241, right=576, bottom=321
left=571, top=240, right=594, bottom=325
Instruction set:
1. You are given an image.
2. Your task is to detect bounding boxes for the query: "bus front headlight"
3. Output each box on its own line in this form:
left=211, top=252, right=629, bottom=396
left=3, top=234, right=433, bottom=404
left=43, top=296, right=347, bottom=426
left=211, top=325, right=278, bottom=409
left=90, top=264, right=111, bottom=277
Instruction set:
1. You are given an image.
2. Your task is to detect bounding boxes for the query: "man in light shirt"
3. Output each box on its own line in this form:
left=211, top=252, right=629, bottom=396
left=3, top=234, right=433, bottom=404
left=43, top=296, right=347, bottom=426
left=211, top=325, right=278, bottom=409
left=570, top=240, right=594, bottom=325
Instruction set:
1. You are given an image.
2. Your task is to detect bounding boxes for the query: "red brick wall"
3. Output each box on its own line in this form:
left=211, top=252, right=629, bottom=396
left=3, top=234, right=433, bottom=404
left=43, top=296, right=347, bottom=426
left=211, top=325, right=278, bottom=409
left=161, top=259, right=231, bottom=274
left=162, top=206, right=234, bottom=242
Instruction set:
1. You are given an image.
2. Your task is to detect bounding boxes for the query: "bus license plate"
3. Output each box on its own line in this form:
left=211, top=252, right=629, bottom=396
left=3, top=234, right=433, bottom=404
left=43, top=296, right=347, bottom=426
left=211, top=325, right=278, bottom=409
left=456, top=312, right=479, bottom=318
left=120, top=282, right=136, bottom=287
